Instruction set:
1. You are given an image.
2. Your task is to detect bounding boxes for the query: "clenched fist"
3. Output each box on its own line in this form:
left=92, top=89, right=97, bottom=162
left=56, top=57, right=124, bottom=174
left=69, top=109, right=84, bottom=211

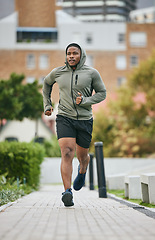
left=45, top=107, right=54, bottom=116
left=76, top=92, right=83, bottom=105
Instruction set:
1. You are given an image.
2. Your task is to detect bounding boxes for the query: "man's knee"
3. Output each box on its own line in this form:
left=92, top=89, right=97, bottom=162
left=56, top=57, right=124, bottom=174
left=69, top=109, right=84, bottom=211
left=61, top=146, right=74, bottom=159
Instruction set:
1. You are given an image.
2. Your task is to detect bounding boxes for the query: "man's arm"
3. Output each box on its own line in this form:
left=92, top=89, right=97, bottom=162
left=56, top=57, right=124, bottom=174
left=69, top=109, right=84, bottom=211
left=43, top=69, right=56, bottom=114
left=79, top=69, right=106, bottom=106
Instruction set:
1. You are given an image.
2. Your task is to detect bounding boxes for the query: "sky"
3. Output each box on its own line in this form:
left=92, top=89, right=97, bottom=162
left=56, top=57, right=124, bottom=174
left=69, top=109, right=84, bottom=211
left=137, top=0, right=155, bottom=8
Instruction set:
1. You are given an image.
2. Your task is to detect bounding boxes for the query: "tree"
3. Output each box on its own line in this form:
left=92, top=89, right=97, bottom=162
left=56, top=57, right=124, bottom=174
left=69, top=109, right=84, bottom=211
left=0, top=73, right=23, bottom=122
left=129, top=51, right=155, bottom=113
left=0, top=73, right=43, bottom=131
left=18, top=80, right=43, bottom=120
left=92, top=51, right=155, bottom=157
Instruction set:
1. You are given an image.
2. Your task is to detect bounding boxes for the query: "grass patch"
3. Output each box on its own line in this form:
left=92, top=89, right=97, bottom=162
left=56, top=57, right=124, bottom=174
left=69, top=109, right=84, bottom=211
left=139, top=202, right=155, bottom=208
left=0, top=173, right=34, bottom=206
left=107, top=189, right=125, bottom=198
left=107, top=189, right=155, bottom=208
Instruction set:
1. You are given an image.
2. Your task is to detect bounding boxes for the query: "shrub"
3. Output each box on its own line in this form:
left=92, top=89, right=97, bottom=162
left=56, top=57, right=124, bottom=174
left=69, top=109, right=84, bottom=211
left=90, top=111, right=116, bottom=157
left=43, top=135, right=61, bottom=157
left=0, top=173, right=33, bottom=206
left=0, top=142, right=45, bottom=189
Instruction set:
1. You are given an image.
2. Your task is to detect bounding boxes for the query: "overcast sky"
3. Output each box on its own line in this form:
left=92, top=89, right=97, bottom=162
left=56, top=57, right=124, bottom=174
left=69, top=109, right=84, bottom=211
left=137, top=0, right=155, bottom=9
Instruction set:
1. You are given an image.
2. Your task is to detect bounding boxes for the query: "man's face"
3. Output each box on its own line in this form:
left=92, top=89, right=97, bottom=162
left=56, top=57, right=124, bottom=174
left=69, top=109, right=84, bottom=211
left=66, top=46, right=81, bottom=67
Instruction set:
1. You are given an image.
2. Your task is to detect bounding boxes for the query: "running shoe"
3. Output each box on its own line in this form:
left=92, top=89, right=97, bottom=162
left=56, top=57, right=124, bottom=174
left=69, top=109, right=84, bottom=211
left=73, top=165, right=86, bottom=191
left=62, top=188, right=74, bottom=207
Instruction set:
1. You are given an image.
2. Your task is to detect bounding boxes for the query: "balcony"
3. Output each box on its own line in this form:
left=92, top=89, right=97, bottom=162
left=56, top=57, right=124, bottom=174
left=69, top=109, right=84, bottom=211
left=17, top=27, right=58, bottom=43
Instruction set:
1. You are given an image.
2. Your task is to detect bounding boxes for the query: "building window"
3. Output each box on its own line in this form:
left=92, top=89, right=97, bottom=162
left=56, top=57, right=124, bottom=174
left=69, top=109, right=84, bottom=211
left=86, top=33, right=93, bottom=44
left=85, top=55, right=93, bottom=67
left=56, top=0, right=63, bottom=6
left=39, top=54, right=49, bottom=69
left=130, top=55, right=138, bottom=67
left=39, top=76, right=45, bottom=85
left=117, top=77, right=126, bottom=87
left=118, top=33, right=125, bottom=44
left=129, top=32, right=147, bottom=47
left=116, top=55, right=127, bottom=70
left=17, top=28, right=58, bottom=43
left=106, top=1, right=126, bottom=7
left=26, top=54, right=35, bottom=69
left=26, top=76, right=35, bottom=83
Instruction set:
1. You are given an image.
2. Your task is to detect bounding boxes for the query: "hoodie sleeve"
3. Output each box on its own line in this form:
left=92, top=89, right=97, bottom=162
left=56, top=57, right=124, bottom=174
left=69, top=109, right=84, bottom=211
left=80, top=69, right=106, bottom=107
left=43, top=68, right=57, bottom=113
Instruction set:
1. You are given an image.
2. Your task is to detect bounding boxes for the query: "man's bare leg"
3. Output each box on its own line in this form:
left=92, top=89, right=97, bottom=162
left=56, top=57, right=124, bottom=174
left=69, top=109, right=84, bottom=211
left=58, top=138, right=76, bottom=190
left=76, top=144, right=90, bottom=173
left=73, top=144, right=90, bottom=191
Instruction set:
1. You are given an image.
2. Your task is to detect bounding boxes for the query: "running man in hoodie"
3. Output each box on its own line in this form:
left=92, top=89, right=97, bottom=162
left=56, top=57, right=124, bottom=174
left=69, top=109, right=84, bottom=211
left=43, top=43, right=106, bottom=207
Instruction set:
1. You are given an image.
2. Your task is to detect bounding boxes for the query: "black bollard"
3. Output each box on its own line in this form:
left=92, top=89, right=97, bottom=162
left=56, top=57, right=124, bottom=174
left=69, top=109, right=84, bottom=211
left=94, top=142, right=107, bottom=198
left=89, top=153, right=94, bottom=190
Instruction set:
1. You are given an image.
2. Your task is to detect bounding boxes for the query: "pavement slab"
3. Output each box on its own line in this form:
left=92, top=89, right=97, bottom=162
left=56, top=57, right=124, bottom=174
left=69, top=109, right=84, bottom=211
left=0, top=185, right=155, bottom=240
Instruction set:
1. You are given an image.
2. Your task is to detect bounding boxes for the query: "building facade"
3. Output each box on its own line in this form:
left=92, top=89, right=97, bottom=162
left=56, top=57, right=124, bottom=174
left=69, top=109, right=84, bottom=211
left=0, top=1, right=155, bottom=101
left=62, top=0, right=137, bottom=22
left=130, top=6, right=155, bottom=23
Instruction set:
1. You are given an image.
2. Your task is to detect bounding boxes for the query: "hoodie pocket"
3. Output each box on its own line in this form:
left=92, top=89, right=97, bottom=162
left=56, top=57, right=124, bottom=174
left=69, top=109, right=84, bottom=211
left=59, top=103, right=72, bottom=112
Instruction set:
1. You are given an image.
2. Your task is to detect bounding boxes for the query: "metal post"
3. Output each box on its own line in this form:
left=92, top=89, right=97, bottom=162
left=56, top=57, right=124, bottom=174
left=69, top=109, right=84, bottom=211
left=17, top=177, right=20, bottom=188
left=95, top=142, right=107, bottom=198
left=89, top=153, right=94, bottom=190
left=34, top=118, right=38, bottom=142
left=23, top=177, right=26, bottom=186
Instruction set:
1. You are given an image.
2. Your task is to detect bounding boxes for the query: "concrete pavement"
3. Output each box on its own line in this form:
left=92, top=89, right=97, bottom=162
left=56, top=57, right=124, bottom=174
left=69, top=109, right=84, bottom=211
left=0, top=185, right=155, bottom=240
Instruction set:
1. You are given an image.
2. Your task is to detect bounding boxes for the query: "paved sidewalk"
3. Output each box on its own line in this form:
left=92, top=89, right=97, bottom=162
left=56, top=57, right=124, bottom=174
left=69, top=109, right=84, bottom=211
left=0, top=185, right=155, bottom=240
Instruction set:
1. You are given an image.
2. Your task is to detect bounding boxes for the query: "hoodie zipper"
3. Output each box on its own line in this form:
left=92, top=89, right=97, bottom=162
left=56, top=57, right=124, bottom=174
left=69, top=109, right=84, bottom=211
left=71, top=71, right=79, bottom=120
left=75, top=74, right=78, bottom=85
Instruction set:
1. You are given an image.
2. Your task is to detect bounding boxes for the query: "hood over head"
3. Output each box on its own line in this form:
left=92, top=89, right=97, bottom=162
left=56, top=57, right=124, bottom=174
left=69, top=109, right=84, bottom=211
left=65, top=42, right=86, bottom=69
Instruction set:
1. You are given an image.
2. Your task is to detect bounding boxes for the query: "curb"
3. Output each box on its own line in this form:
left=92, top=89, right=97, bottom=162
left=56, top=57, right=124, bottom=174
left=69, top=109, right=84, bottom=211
left=0, top=201, right=16, bottom=212
left=108, top=193, right=155, bottom=219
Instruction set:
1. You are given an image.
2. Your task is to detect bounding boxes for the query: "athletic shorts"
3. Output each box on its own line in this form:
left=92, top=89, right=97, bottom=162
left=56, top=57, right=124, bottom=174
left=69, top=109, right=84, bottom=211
left=56, top=115, right=93, bottom=149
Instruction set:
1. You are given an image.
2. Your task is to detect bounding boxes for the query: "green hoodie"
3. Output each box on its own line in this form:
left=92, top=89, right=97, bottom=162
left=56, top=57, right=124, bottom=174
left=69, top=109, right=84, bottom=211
left=43, top=45, right=106, bottom=120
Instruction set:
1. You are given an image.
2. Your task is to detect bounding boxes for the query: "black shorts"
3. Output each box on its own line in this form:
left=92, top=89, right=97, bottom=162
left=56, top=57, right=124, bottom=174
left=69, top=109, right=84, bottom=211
left=56, top=115, right=93, bottom=149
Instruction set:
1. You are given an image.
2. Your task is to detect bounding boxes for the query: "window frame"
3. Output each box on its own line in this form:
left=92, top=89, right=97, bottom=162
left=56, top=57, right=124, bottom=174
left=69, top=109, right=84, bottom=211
left=116, top=55, right=127, bottom=70
left=129, top=32, right=147, bottom=47
left=39, top=54, right=49, bottom=70
left=117, top=76, right=126, bottom=87
left=130, top=55, right=139, bottom=67
left=118, top=33, right=125, bottom=44
left=26, top=54, right=35, bottom=69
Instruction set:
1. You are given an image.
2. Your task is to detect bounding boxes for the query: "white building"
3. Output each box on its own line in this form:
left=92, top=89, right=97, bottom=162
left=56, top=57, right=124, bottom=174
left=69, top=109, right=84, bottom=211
left=0, top=10, right=126, bottom=52
left=61, top=0, right=137, bottom=22
left=130, top=6, right=155, bottom=23
left=0, top=118, right=53, bottom=142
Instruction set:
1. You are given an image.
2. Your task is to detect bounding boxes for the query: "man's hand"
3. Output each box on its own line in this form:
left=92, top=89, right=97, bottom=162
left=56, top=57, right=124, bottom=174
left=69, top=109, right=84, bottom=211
left=45, top=107, right=54, bottom=116
left=76, top=92, right=83, bottom=105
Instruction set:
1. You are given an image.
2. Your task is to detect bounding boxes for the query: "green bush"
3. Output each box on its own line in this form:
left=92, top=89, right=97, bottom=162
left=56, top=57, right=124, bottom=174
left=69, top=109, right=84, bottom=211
left=43, top=135, right=61, bottom=157
left=90, top=111, right=116, bottom=156
left=0, top=142, right=45, bottom=189
left=0, top=173, right=33, bottom=206
left=91, top=108, right=155, bottom=157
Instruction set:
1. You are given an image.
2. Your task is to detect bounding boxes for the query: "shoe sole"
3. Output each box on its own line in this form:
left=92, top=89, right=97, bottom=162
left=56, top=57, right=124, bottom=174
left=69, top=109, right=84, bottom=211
left=62, top=193, right=74, bottom=207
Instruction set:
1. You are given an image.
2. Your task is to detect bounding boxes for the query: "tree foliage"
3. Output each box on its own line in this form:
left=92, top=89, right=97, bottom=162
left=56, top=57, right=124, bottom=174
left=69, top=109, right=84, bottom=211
left=129, top=51, right=155, bottom=113
left=0, top=73, right=23, bottom=120
left=91, top=51, right=155, bottom=157
left=0, top=73, right=43, bottom=125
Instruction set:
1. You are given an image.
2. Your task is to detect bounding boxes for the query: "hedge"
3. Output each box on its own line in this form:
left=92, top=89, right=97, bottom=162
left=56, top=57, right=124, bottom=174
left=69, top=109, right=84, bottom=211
left=43, top=135, right=61, bottom=157
left=0, top=141, right=45, bottom=189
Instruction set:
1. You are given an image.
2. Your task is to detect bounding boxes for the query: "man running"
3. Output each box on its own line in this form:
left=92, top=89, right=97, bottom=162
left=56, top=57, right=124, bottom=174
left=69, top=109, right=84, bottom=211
left=43, top=43, right=106, bottom=207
